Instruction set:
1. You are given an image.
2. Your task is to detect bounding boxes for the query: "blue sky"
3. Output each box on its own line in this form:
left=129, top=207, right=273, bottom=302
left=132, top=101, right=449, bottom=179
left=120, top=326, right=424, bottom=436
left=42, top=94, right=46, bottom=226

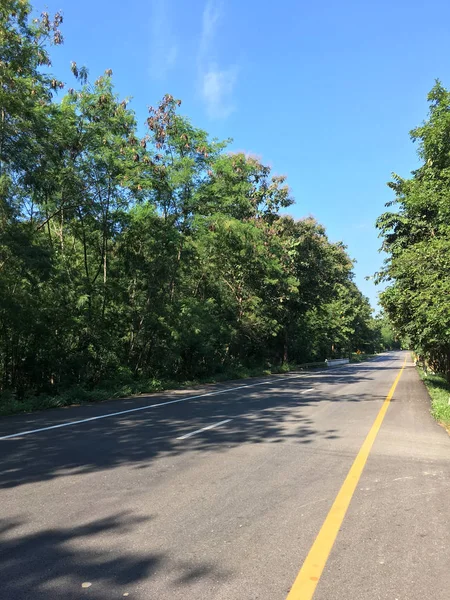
left=40, top=0, right=450, bottom=307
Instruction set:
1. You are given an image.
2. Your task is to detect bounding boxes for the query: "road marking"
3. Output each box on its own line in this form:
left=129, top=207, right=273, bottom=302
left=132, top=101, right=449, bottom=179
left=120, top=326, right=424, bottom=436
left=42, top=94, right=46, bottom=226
left=0, top=355, right=396, bottom=441
left=176, top=419, right=232, bottom=440
left=286, top=355, right=407, bottom=600
left=0, top=383, right=273, bottom=440
left=301, top=388, right=314, bottom=394
left=0, top=374, right=315, bottom=441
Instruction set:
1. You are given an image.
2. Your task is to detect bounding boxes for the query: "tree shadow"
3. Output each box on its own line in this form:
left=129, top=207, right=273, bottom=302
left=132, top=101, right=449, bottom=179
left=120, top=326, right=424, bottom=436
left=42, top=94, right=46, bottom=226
left=0, top=356, right=408, bottom=597
left=0, top=512, right=230, bottom=599
left=0, top=360, right=402, bottom=489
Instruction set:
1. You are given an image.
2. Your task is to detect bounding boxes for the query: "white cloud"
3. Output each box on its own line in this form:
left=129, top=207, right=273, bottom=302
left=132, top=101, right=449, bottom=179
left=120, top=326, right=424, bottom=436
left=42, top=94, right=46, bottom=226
left=202, top=66, right=237, bottom=118
left=198, top=0, right=238, bottom=119
left=149, top=0, right=178, bottom=79
left=200, top=0, right=222, bottom=56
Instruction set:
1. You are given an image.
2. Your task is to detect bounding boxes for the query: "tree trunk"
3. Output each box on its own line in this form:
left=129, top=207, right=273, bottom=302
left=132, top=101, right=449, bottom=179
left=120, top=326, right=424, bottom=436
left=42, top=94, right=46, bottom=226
left=283, top=328, right=289, bottom=364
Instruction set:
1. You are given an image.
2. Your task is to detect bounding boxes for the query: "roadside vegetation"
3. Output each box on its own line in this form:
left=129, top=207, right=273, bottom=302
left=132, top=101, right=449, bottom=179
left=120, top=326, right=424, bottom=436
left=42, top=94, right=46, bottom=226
left=376, top=81, right=450, bottom=427
left=350, top=352, right=377, bottom=363
left=377, top=81, right=450, bottom=385
left=417, top=368, right=450, bottom=428
left=1, top=1, right=391, bottom=415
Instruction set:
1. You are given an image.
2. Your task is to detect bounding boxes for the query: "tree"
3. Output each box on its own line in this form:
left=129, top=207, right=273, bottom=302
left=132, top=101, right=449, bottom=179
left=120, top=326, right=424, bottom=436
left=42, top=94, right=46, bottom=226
left=0, top=0, right=380, bottom=408
left=377, top=81, right=450, bottom=378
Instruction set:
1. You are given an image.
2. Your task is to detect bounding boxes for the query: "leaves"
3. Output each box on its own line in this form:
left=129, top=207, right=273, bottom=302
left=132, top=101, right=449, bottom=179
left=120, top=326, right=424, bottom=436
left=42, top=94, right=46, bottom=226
left=0, top=0, right=378, bottom=402
left=377, top=80, right=450, bottom=375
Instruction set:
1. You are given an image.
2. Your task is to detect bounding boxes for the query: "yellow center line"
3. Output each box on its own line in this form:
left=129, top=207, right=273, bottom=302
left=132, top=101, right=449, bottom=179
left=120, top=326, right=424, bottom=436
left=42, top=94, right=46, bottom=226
left=286, top=355, right=407, bottom=600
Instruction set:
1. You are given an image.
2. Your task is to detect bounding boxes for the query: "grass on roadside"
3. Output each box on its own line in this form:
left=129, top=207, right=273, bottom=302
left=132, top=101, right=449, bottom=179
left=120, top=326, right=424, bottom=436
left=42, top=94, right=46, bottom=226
left=350, top=353, right=377, bottom=363
left=417, top=367, right=450, bottom=426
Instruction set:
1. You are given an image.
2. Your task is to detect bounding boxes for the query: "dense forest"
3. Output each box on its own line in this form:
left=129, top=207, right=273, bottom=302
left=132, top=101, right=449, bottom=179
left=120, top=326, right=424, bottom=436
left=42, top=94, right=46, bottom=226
left=0, top=1, right=387, bottom=413
left=377, top=81, right=450, bottom=379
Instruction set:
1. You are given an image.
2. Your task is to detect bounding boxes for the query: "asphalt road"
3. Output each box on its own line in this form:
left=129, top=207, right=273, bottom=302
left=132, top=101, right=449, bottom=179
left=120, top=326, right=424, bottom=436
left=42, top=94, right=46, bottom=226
left=1, top=351, right=449, bottom=599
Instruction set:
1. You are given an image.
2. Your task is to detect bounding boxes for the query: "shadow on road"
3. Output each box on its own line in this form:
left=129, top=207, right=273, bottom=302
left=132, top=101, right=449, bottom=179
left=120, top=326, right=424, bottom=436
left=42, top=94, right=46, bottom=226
left=0, top=355, right=408, bottom=599
left=0, top=511, right=229, bottom=599
left=0, top=360, right=404, bottom=490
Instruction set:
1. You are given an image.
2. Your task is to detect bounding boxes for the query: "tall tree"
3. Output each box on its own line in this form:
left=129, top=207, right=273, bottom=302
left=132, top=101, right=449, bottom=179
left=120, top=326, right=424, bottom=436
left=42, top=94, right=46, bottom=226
left=0, top=0, right=380, bottom=408
left=377, top=81, right=450, bottom=377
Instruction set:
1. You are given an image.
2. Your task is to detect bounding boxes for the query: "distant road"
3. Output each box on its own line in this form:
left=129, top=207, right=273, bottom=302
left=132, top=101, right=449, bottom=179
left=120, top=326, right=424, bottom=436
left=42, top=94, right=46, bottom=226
left=1, top=352, right=450, bottom=599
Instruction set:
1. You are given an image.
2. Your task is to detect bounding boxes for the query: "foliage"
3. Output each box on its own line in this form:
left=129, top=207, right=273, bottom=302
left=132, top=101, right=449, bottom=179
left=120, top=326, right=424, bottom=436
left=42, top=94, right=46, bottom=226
left=0, top=1, right=380, bottom=412
left=374, top=312, right=401, bottom=350
left=350, top=353, right=377, bottom=363
left=377, top=81, right=450, bottom=378
left=418, top=368, right=450, bottom=426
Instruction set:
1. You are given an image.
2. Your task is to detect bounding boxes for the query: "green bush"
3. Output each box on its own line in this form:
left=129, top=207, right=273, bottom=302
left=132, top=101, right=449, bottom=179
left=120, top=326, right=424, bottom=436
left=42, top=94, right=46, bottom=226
left=418, top=368, right=450, bottom=425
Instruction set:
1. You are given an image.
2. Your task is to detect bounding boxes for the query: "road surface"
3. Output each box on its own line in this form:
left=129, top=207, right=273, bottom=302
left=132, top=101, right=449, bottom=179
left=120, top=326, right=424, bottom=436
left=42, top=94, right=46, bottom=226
left=1, top=351, right=449, bottom=599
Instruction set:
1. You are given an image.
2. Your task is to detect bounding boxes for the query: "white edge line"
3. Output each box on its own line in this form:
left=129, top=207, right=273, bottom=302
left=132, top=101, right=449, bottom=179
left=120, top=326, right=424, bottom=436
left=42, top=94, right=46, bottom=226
left=0, top=359, right=389, bottom=441
left=0, top=379, right=278, bottom=441
left=176, top=419, right=232, bottom=440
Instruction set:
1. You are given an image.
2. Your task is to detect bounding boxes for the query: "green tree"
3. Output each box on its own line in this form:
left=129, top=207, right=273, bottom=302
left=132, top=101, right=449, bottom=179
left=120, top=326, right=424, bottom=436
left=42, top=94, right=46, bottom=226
left=377, top=81, right=450, bottom=377
left=0, top=0, right=381, bottom=410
